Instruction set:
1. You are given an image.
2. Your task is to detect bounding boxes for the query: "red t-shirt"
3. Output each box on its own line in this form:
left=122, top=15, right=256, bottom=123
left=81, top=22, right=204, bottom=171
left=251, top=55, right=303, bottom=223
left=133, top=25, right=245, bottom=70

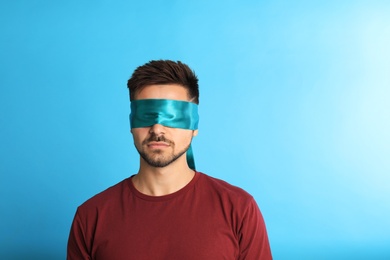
left=67, top=172, right=272, bottom=259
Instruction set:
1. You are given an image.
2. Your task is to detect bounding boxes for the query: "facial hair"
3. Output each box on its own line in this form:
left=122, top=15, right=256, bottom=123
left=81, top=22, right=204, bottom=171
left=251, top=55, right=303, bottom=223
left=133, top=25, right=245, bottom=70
left=136, top=133, right=191, bottom=168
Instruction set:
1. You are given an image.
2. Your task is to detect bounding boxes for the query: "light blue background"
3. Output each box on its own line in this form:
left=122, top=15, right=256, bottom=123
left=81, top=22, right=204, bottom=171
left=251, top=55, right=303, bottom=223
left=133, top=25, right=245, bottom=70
left=1, top=1, right=389, bottom=259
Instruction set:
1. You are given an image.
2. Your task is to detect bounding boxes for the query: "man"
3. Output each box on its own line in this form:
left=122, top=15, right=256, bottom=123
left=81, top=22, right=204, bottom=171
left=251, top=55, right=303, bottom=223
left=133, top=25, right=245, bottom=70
left=67, top=60, right=272, bottom=259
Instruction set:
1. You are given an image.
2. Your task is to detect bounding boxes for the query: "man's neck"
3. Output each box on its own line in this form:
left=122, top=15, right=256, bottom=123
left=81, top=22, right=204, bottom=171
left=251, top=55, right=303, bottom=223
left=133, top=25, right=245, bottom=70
left=132, top=159, right=195, bottom=196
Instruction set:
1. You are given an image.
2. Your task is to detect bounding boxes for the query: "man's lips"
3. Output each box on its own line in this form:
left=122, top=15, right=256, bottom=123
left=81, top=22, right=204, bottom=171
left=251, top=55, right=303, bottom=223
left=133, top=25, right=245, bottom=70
left=147, top=142, right=170, bottom=148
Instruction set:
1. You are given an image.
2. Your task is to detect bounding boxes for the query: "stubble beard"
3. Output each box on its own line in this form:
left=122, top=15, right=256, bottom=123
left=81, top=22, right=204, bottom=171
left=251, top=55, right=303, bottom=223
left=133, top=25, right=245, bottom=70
left=137, top=134, right=191, bottom=168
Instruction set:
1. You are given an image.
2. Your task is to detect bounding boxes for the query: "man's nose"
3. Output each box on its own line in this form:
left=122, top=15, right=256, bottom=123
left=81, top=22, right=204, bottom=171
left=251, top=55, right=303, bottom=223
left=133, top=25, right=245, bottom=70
left=149, top=124, right=165, bottom=135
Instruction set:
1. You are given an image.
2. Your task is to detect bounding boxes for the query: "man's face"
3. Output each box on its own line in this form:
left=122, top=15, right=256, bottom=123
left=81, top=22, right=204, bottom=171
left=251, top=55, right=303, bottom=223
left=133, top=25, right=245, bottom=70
left=131, top=84, right=198, bottom=168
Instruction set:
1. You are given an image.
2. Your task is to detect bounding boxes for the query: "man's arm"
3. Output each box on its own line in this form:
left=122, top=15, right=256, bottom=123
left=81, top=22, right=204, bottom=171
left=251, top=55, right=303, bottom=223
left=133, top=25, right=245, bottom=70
left=238, top=198, right=272, bottom=260
left=67, top=210, right=91, bottom=260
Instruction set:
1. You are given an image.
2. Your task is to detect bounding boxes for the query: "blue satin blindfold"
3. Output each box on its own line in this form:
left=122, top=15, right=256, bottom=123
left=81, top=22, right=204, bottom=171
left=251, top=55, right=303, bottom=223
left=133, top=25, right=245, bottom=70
left=130, top=99, right=199, bottom=130
left=129, top=99, right=199, bottom=169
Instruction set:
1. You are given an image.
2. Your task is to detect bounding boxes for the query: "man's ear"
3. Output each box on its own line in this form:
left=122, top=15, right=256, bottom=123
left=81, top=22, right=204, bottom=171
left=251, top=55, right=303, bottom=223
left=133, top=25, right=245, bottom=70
left=193, top=130, right=198, bottom=137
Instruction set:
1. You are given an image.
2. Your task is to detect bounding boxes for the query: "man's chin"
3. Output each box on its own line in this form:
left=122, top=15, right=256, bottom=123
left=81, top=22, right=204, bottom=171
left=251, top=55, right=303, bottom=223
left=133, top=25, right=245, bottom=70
left=140, top=153, right=171, bottom=168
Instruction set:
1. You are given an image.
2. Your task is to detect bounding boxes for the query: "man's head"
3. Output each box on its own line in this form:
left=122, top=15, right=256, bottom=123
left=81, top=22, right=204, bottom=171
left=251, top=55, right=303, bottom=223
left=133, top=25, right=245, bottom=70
left=128, top=60, right=199, bottom=169
left=127, top=60, right=199, bottom=104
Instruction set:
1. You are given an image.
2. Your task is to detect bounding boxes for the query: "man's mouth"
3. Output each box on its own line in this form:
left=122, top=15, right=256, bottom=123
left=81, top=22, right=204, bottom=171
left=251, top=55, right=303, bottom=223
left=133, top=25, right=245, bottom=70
left=147, top=141, right=170, bottom=149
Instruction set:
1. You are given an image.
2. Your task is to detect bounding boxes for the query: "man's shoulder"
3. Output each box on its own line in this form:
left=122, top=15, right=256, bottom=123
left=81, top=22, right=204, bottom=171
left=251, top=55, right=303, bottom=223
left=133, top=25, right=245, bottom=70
left=77, top=177, right=131, bottom=212
left=197, top=172, right=254, bottom=201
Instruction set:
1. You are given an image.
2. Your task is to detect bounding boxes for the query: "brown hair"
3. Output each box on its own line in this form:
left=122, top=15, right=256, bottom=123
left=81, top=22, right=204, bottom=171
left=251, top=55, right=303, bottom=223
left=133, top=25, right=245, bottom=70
left=127, top=60, right=199, bottom=104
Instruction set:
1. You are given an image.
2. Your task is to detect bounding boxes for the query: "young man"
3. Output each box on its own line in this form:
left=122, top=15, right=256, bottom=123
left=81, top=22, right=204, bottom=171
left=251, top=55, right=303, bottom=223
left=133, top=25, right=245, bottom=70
left=67, top=60, right=272, bottom=259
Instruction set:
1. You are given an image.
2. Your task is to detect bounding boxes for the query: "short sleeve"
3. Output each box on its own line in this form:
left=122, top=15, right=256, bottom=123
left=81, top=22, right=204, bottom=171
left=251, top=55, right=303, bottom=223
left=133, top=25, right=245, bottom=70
left=238, top=198, right=272, bottom=260
left=67, top=209, right=92, bottom=260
